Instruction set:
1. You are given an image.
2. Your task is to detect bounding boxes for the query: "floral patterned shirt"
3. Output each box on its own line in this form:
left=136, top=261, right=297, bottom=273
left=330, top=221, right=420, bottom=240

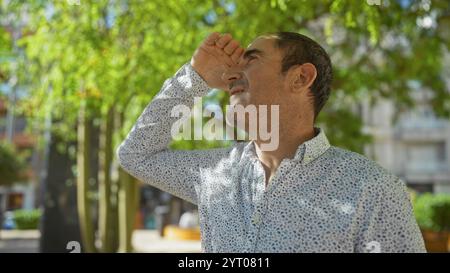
left=117, top=63, right=426, bottom=253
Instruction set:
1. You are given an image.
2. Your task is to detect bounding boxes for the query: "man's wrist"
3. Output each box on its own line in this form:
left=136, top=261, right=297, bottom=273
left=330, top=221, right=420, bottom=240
left=166, top=63, right=210, bottom=98
left=187, top=63, right=210, bottom=90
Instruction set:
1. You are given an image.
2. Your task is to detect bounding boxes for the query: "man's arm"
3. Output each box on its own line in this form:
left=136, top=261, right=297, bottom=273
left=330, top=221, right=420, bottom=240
left=116, top=33, right=244, bottom=205
left=354, top=177, right=426, bottom=253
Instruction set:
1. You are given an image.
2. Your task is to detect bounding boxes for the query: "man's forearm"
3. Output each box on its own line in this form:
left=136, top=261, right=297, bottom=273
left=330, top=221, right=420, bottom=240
left=116, top=63, right=210, bottom=166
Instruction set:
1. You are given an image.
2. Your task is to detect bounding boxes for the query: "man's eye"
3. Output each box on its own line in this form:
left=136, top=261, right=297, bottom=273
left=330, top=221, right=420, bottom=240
left=245, top=56, right=257, bottom=63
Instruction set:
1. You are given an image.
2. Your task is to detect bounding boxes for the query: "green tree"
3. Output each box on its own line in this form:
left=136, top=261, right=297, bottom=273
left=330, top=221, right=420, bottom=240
left=0, top=26, right=13, bottom=81
left=0, top=141, right=26, bottom=186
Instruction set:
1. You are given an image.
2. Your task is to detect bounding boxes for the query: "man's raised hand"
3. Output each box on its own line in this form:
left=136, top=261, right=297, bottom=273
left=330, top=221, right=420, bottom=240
left=191, top=32, right=244, bottom=90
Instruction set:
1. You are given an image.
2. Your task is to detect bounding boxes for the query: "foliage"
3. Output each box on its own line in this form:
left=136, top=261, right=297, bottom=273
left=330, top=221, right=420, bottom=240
left=0, top=141, right=26, bottom=186
left=13, top=209, right=42, bottom=230
left=1, top=0, right=446, bottom=153
left=413, top=193, right=450, bottom=232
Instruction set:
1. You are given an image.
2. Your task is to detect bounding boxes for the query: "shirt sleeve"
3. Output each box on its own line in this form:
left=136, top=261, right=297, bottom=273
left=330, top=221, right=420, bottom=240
left=354, top=176, right=427, bottom=253
left=116, top=63, right=231, bottom=205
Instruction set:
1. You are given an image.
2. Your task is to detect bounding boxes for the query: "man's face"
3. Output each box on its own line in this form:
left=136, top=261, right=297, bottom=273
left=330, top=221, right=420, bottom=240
left=225, top=37, right=286, bottom=107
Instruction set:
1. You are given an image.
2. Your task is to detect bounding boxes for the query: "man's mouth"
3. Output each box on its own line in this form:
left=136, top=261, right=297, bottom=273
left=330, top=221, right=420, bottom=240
left=230, top=86, right=246, bottom=96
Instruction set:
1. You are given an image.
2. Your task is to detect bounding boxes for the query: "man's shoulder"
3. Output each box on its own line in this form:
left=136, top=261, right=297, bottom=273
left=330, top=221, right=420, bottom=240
left=322, top=146, right=412, bottom=208
left=325, top=146, right=400, bottom=187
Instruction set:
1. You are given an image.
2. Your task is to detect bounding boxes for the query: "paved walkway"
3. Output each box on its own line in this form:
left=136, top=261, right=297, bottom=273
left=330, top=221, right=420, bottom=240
left=0, top=230, right=201, bottom=253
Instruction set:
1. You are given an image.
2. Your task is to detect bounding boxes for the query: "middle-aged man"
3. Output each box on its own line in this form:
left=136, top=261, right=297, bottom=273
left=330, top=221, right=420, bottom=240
left=117, top=32, right=426, bottom=253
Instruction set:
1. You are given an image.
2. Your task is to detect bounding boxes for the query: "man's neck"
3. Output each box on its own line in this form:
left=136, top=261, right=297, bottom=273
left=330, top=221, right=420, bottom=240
left=254, top=126, right=316, bottom=187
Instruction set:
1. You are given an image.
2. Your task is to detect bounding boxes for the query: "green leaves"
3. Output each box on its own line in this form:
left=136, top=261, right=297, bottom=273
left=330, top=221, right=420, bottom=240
left=0, top=141, right=27, bottom=186
left=414, top=193, right=450, bottom=232
left=13, top=209, right=42, bottom=230
left=3, top=0, right=449, bottom=152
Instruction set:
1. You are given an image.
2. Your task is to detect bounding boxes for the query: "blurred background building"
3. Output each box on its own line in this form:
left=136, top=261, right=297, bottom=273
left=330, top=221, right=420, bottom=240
left=361, top=51, right=450, bottom=194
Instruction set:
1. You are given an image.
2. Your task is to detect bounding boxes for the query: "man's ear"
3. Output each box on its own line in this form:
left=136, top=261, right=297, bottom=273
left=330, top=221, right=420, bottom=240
left=290, top=63, right=317, bottom=93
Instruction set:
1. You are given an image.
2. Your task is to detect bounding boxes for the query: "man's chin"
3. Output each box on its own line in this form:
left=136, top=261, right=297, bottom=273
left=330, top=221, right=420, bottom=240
left=229, top=97, right=248, bottom=107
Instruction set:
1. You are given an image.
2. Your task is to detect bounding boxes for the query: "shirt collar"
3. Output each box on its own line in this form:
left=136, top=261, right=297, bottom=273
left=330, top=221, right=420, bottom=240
left=294, top=127, right=331, bottom=165
left=242, top=127, right=331, bottom=165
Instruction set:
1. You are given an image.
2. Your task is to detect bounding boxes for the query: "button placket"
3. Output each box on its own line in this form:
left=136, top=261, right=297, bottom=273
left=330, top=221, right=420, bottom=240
left=249, top=158, right=293, bottom=251
left=252, top=163, right=273, bottom=250
left=246, top=161, right=266, bottom=250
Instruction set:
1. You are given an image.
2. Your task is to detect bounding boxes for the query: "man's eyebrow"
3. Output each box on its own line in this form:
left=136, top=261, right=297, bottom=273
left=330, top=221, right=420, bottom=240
left=243, top=48, right=264, bottom=59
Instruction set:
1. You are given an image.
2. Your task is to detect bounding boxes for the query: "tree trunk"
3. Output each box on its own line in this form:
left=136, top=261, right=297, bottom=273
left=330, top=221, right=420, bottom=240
left=76, top=105, right=96, bottom=253
left=118, top=168, right=133, bottom=252
left=98, top=106, right=116, bottom=252
left=39, top=132, right=81, bottom=253
left=116, top=110, right=140, bottom=253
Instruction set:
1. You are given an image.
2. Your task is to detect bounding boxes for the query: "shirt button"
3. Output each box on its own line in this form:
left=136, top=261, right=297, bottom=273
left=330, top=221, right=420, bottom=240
left=252, top=213, right=261, bottom=225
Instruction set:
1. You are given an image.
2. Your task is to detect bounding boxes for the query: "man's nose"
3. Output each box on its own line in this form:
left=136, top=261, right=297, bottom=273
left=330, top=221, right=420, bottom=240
left=221, top=65, right=243, bottom=86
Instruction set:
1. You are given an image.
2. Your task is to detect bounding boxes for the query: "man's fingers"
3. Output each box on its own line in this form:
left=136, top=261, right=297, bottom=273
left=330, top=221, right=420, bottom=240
left=203, top=32, right=241, bottom=66
left=231, top=47, right=244, bottom=63
left=222, top=54, right=235, bottom=67
left=223, top=40, right=239, bottom=55
left=215, top=33, right=232, bottom=49
left=204, top=32, right=221, bottom=46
